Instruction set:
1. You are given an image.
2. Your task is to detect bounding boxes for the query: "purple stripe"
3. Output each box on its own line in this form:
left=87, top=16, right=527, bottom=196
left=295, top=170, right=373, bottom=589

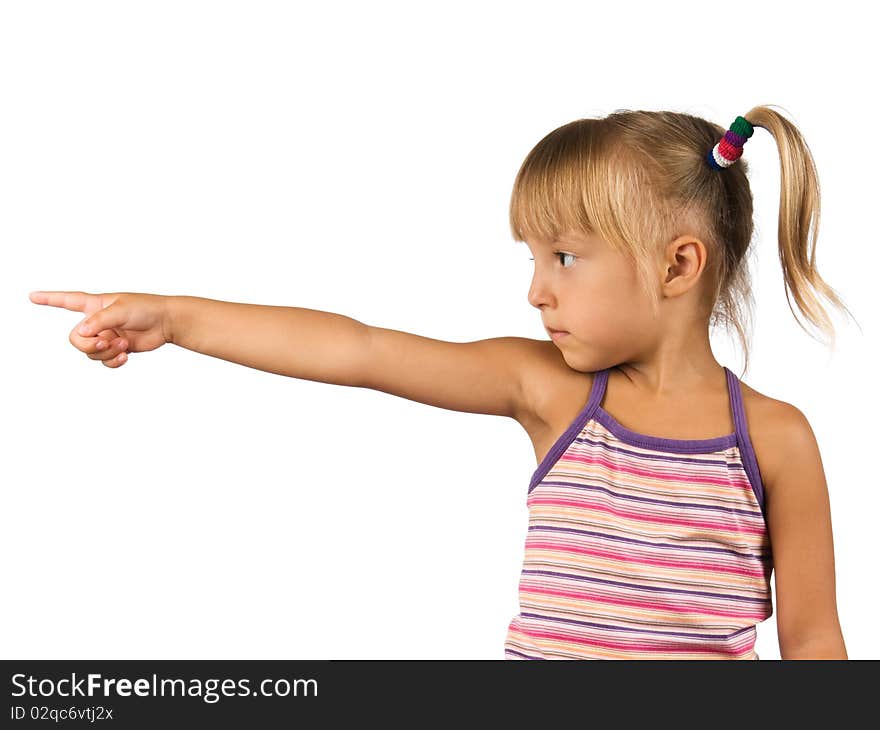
left=725, top=367, right=766, bottom=519
left=504, top=649, right=544, bottom=659
left=527, top=524, right=771, bottom=562
left=534, top=476, right=766, bottom=521
left=529, top=429, right=758, bottom=503
left=724, top=129, right=747, bottom=147
left=520, top=569, right=773, bottom=605
left=571, top=432, right=742, bottom=468
left=519, top=611, right=759, bottom=641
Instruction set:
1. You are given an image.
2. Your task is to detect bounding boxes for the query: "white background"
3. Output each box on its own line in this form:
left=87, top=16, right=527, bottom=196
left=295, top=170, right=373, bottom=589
left=2, top=1, right=876, bottom=659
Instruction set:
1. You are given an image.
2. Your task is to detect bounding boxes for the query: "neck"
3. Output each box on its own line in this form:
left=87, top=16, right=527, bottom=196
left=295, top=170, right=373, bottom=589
left=614, top=325, right=726, bottom=398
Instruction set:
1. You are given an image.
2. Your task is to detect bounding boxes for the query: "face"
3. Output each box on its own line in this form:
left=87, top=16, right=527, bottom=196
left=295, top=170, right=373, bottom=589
left=524, top=230, right=662, bottom=372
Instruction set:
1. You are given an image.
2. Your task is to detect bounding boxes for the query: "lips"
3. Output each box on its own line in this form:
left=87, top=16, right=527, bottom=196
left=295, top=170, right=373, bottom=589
left=546, top=327, right=568, bottom=335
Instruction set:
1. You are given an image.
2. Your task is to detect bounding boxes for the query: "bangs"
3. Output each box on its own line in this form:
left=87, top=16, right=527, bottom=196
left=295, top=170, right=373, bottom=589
left=508, top=115, right=680, bottom=311
left=508, top=121, right=599, bottom=245
left=508, top=118, right=664, bottom=260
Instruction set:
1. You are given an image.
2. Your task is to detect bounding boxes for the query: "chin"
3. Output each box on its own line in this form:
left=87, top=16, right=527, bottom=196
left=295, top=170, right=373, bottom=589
left=557, top=345, right=613, bottom=375
left=558, top=348, right=592, bottom=374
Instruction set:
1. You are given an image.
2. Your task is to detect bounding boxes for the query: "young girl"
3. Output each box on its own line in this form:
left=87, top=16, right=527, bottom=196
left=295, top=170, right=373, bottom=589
left=30, top=105, right=850, bottom=660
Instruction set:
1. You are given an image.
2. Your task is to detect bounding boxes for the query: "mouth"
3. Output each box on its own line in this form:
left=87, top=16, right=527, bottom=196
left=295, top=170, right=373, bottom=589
left=546, top=327, right=569, bottom=339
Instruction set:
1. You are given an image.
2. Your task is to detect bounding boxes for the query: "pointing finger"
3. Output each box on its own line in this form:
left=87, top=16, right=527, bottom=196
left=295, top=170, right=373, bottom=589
left=29, top=291, right=93, bottom=312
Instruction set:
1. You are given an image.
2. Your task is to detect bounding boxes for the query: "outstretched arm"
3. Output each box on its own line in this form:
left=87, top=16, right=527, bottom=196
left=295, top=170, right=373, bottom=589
left=170, top=295, right=373, bottom=387
left=170, top=295, right=539, bottom=421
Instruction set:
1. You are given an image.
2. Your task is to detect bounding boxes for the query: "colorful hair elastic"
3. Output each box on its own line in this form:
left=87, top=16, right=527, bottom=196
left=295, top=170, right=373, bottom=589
left=707, top=115, right=755, bottom=170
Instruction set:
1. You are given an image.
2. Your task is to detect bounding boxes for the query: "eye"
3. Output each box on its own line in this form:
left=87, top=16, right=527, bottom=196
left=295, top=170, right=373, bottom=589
left=557, top=252, right=576, bottom=268
left=527, top=252, right=576, bottom=268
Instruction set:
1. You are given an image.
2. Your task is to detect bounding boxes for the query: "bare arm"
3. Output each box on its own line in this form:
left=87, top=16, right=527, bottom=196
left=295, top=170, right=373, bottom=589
left=168, top=295, right=372, bottom=386
left=765, top=403, right=848, bottom=660
left=360, top=326, right=537, bottom=419
left=169, top=295, right=540, bottom=423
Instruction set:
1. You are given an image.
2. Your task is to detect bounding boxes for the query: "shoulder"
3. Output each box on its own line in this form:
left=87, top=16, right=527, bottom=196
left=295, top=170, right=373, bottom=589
left=513, top=338, right=594, bottom=432
left=739, top=380, right=818, bottom=496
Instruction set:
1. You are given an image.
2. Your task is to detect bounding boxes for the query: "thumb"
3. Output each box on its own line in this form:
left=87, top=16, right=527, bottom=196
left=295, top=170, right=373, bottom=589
left=77, top=302, right=126, bottom=337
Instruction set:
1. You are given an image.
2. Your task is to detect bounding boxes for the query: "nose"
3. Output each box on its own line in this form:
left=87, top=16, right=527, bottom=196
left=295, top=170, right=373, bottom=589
left=527, top=273, right=554, bottom=309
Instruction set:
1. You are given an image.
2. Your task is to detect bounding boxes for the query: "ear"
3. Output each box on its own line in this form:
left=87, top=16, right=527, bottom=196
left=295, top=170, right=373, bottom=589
left=661, top=235, right=708, bottom=297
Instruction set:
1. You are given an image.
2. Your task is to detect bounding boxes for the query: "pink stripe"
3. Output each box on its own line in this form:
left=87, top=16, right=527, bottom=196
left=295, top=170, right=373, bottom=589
left=528, top=496, right=766, bottom=536
left=525, top=538, right=768, bottom=579
left=515, top=625, right=752, bottom=656
left=560, top=451, right=746, bottom=491
left=519, top=581, right=769, bottom=621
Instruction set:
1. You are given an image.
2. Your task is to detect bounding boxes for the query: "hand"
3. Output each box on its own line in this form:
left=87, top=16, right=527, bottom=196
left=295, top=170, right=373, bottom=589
left=29, top=290, right=173, bottom=368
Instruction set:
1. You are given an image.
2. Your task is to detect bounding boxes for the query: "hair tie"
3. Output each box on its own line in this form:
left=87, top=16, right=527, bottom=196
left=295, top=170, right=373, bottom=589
left=707, top=115, right=755, bottom=170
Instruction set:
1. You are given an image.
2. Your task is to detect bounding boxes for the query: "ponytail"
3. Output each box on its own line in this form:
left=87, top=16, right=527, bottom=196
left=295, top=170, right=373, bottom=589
left=744, top=105, right=857, bottom=348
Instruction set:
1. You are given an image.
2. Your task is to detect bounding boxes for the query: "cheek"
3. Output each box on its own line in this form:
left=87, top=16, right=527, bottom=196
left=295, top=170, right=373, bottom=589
left=574, top=271, right=653, bottom=335
left=583, top=270, right=639, bottom=315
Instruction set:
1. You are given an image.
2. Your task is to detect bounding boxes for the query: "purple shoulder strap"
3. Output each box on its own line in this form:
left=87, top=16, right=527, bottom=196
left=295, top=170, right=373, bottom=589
left=724, top=366, right=767, bottom=519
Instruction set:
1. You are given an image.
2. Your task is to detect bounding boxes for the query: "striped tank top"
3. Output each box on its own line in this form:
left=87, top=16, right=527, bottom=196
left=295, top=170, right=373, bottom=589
left=504, top=366, right=773, bottom=660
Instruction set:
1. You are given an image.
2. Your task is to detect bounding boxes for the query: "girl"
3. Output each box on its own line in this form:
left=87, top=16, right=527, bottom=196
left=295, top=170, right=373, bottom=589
left=30, top=105, right=850, bottom=660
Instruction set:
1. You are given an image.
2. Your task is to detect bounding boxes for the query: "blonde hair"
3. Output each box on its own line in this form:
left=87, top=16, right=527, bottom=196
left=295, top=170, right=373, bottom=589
left=508, top=105, right=857, bottom=376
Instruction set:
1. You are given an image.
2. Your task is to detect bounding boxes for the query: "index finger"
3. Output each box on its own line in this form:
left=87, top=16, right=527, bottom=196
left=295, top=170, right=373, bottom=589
left=29, top=291, right=94, bottom=312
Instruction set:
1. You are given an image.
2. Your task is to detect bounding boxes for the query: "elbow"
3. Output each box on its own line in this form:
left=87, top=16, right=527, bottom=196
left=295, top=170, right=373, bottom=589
left=780, top=628, right=848, bottom=660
